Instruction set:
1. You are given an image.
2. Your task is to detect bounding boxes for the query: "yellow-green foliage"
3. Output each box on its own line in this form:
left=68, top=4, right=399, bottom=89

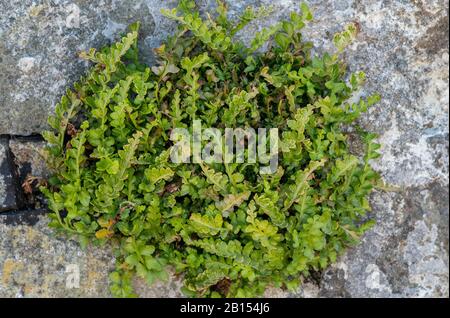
left=41, top=0, right=381, bottom=297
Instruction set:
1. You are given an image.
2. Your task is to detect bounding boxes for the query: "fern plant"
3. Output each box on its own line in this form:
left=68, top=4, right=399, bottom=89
left=41, top=0, right=382, bottom=298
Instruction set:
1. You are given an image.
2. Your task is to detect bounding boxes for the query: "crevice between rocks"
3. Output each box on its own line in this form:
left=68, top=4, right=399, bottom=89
left=7, top=136, right=28, bottom=211
left=0, top=133, right=48, bottom=224
left=0, top=208, right=48, bottom=226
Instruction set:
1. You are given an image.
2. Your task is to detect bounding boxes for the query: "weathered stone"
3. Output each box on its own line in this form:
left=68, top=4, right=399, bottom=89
left=0, top=137, right=18, bottom=212
left=8, top=138, right=50, bottom=209
left=320, top=184, right=449, bottom=297
left=9, top=138, right=49, bottom=180
left=301, top=0, right=449, bottom=297
left=0, top=0, right=448, bottom=298
left=0, top=215, right=314, bottom=297
left=0, top=0, right=180, bottom=136
left=0, top=216, right=114, bottom=297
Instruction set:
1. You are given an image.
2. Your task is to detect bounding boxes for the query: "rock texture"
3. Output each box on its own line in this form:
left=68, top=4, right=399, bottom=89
left=0, top=0, right=179, bottom=136
left=0, top=0, right=448, bottom=297
left=9, top=138, right=49, bottom=181
left=0, top=137, right=19, bottom=212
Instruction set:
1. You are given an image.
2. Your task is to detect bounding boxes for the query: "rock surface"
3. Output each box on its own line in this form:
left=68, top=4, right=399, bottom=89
left=0, top=0, right=180, bottom=136
left=9, top=138, right=49, bottom=210
left=0, top=137, right=19, bottom=212
left=9, top=138, right=49, bottom=181
left=0, top=0, right=448, bottom=297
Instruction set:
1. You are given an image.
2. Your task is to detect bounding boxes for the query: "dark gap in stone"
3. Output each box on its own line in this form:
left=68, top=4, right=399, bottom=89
left=306, top=269, right=324, bottom=287
left=0, top=144, right=17, bottom=212
left=5, top=137, right=28, bottom=211
left=0, top=134, right=45, bottom=142
left=6, top=135, right=49, bottom=211
left=0, top=209, right=48, bottom=226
